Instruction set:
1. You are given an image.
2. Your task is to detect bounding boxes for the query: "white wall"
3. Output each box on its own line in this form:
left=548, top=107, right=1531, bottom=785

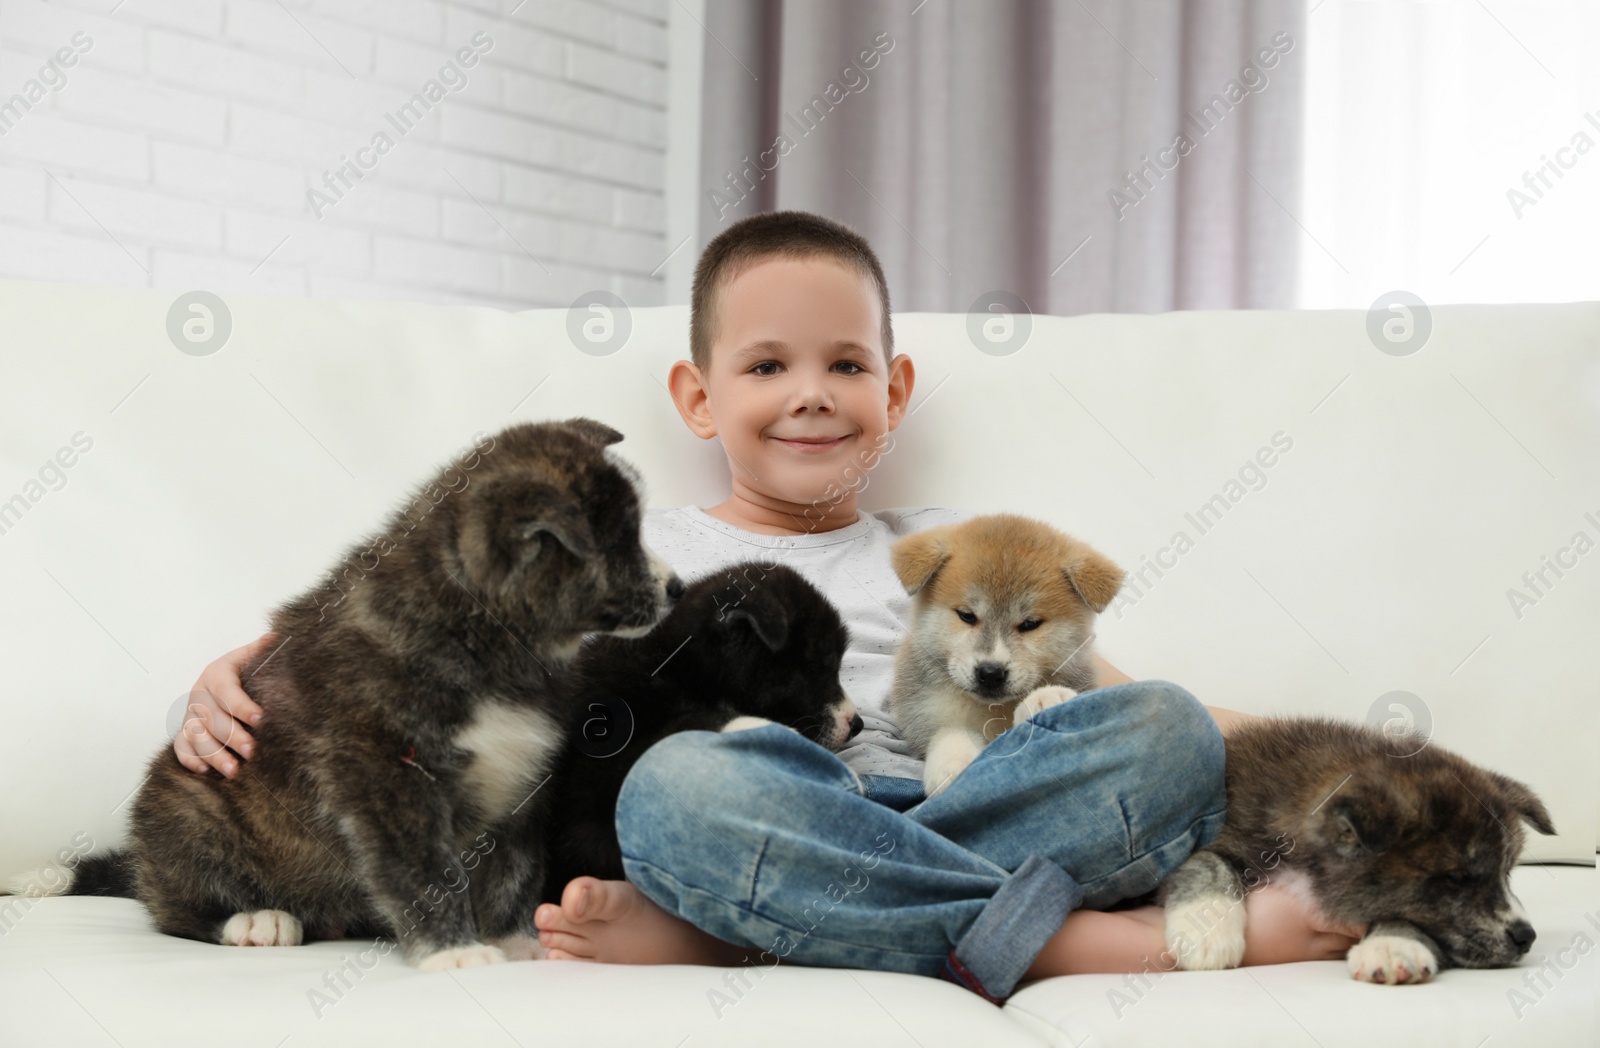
left=0, top=0, right=669, bottom=312
left=662, top=0, right=703, bottom=306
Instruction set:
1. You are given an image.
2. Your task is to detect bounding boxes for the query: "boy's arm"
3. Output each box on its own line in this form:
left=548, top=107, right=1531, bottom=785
left=1021, top=882, right=1364, bottom=982
left=1093, top=654, right=1263, bottom=737
left=1092, top=654, right=1134, bottom=688
left=1205, top=704, right=1264, bottom=737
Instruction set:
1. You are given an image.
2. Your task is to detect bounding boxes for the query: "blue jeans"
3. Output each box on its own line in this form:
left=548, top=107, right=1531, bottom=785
left=613, top=680, right=1226, bottom=1003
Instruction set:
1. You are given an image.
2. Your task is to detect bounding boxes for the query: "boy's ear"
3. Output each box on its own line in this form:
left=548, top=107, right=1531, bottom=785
left=1063, top=543, right=1125, bottom=613
left=892, top=528, right=953, bottom=596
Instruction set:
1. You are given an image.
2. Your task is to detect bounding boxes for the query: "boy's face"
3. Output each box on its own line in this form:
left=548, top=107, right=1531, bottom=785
left=669, top=255, right=913, bottom=512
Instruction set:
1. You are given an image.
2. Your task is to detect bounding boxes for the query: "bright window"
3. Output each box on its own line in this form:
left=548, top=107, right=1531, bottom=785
left=1298, top=0, right=1599, bottom=307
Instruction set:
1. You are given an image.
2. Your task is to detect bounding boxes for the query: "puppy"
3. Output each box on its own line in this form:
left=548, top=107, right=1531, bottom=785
left=1157, top=716, right=1556, bottom=984
left=15, top=418, right=683, bottom=971
left=887, top=513, right=1125, bottom=797
left=540, top=560, right=860, bottom=903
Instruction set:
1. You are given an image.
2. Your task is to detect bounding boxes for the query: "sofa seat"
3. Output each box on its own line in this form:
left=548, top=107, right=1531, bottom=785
left=0, top=866, right=1591, bottom=1046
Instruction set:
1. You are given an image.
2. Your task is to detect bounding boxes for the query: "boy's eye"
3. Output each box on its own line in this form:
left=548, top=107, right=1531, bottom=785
left=748, top=361, right=866, bottom=376
left=1018, top=618, right=1042, bottom=632
left=956, top=609, right=977, bottom=625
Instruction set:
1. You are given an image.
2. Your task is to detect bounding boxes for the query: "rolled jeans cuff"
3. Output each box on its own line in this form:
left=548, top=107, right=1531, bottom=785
left=938, top=852, right=1083, bottom=1004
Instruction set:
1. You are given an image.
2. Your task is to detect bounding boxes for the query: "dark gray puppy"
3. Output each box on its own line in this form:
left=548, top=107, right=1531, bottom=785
left=539, top=560, right=862, bottom=904
left=1158, top=716, right=1555, bottom=984
left=32, top=417, right=683, bottom=971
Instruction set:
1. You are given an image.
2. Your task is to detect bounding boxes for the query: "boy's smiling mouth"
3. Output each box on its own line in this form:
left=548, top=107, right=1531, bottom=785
left=771, top=433, right=851, bottom=451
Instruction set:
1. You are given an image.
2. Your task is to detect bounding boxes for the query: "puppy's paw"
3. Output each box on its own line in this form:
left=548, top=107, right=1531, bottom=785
left=922, top=729, right=983, bottom=798
left=220, top=909, right=304, bottom=947
left=6, top=864, right=73, bottom=897
left=486, top=931, right=547, bottom=961
left=1013, top=686, right=1075, bottom=727
left=1347, top=935, right=1438, bottom=985
left=922, top=750, right=972, bottom=798
left=1164, top=893, right=1247, bottom=970
left=417, top=943, right=508, bottom=971
left=720, top=715, right=776, bottom=733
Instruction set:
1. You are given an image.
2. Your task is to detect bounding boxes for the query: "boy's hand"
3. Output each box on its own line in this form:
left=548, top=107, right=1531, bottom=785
left=1238, top=877, right=1366, bottom=966
left=173, top=632, right=278, bottom=778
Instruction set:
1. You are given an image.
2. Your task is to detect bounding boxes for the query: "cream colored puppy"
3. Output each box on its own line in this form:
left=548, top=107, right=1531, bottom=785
left=888, top=514, right=1125, bottom=798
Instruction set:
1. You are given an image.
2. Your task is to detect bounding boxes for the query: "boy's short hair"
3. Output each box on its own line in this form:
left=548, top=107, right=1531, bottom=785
left=689, top=210, right=894, bottom=373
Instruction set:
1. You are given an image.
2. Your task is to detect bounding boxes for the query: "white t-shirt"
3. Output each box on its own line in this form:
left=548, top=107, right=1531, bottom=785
left=641, top=504, right=976, bottom=780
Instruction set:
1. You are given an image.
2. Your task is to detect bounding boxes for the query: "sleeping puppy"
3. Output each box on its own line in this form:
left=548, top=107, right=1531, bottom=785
left=15, top=418, right=683, bottom=971
left=887, top=513, right=1125, bottom=797
left=540, top=560, right=860, bottom=903
left=1157, top=717, right=1556, bottom=984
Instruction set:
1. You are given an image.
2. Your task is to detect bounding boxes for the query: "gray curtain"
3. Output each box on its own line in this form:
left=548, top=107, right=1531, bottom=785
left=698, top=0, right=1308, bottom=315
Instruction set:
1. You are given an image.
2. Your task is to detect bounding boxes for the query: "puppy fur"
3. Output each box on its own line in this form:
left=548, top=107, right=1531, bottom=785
left=32, top=418, right=682, bottom=971
left=1157, top=716, right=1556, bottom=984
left=539, top=560, right=859, bottom=902
left=887, top=513, right=1124, bottom=797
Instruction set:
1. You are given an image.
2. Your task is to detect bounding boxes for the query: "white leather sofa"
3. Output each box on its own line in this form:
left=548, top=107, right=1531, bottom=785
left=1, top=277, right=1594, bottom=1047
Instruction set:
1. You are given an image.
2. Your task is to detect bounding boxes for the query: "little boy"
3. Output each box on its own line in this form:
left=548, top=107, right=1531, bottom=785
left=177, top=211, right=1362, bottom=1003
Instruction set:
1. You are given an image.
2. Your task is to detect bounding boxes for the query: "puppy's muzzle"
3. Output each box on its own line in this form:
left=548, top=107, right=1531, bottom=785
left=973, top=661, right=1009, bottom=698
left=821, top=701, right=863, bottom=750
left=606, top=551, right=685, bottom=637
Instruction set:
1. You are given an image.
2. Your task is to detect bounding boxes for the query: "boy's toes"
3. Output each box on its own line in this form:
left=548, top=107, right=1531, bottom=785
left=562, top=876, right=646, bottom=924
left=535, top=903, right=570, bottom=933
left=560, top=876, right=607, bottom=921
left=546, top=948, right=592, bottom=962
left=538, top=931, right=596, bottom=959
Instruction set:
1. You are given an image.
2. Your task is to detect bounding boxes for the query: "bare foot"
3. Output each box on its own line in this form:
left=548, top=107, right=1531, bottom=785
left=533, top=876, right=751, bottom=966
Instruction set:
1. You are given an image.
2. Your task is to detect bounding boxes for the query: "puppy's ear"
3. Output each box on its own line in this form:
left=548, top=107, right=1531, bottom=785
left=458, top=480, right=595, bottom=591
left=519, top=513, right=596, bottom=561
left=1063, top=544, right=1124, bottom=613
left=1324, top=791, right=1402, bottom=857
left=721, top=601, right=789, bottom=653
left=891, top=528, right=952, bottom=596
left=501, top=483, right=596, bottom=561
left=1490, top=772, right=1557, bottom=836
left=562, top=417, right=624, bottom=448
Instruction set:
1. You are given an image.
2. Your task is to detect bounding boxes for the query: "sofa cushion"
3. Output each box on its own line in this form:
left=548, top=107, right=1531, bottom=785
left=1, top=280, right=1593, bottom=873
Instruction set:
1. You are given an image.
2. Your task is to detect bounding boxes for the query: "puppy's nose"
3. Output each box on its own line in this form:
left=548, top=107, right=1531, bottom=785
left=665, top=575, right=686, bottom=601
left=847, top=713, right=863, bottom=738
left=1508, top=920, right=1536, bottom=950
left=975, top=662, right=1008, bottom=690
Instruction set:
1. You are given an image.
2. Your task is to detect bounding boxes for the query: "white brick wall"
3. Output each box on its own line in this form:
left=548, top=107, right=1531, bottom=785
left=0, top=0, right=668, bottom=312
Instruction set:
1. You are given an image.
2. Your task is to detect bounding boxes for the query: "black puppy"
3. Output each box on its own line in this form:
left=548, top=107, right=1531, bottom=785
left=539, top=560, right=860, bottom=904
